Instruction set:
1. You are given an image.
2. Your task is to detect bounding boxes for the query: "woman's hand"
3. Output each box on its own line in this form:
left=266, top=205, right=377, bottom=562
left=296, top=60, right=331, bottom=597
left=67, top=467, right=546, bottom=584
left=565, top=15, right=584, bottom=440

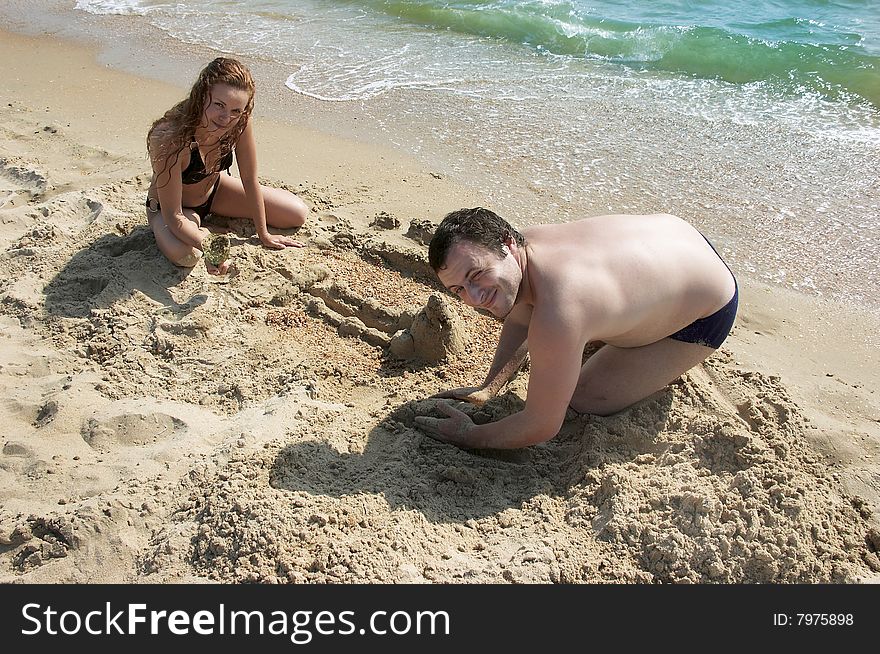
left=261, top=233, right=305, bottom=249
left=205, top=258, right=232, bottom=275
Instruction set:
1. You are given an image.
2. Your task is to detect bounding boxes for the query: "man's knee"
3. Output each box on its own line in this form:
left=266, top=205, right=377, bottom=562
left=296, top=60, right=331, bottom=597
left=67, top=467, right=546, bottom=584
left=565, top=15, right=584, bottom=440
left=568, top=396, right=620, bottom=417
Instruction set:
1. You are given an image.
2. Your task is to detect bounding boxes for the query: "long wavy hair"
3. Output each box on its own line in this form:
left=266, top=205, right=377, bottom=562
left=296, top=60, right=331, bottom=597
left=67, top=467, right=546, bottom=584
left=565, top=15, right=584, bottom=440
left=147, top=57, right=255, bottom=188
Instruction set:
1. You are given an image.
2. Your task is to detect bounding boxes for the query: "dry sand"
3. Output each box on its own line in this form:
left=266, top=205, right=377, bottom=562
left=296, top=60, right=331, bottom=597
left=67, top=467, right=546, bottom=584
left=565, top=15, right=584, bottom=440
left=1, top=29, right=878, bottom=584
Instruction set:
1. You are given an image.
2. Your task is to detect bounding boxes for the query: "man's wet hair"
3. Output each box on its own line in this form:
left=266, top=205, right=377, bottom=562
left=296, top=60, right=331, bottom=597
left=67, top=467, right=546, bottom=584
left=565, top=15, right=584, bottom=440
left=428, top=207, right=526, bottom=271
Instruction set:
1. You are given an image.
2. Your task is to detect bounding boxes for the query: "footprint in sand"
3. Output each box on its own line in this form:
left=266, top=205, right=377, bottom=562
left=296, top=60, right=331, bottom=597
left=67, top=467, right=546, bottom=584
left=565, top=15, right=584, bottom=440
left=0, top=156, right=48, bottom=203
left=98, top=228, right=155, bottom=258
left=82, top=412, right=185, bottom=450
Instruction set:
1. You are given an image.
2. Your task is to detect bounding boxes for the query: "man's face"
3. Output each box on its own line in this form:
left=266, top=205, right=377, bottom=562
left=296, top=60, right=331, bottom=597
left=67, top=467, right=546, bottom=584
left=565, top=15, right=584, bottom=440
left=437, top=239, right=521, bottom=318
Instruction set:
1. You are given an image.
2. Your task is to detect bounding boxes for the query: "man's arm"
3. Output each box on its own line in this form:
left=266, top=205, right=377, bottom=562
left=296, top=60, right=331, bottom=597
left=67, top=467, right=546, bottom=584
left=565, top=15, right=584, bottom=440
left=432, top=303, right=531, bottom=404
left=418, top=302, right=587, bottom=448
left=481, top=303, right=531, bottom=395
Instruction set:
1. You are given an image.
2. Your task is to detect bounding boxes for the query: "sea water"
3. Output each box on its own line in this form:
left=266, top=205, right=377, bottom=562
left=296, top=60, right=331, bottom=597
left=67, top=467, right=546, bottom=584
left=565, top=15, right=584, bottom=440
left=38, top=1, right=880, bottom=309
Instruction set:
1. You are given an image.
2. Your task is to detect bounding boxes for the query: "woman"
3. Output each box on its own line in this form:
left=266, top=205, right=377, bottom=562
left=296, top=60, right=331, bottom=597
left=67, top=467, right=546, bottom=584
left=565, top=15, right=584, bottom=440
left=146, top=57, right=307, bottom=274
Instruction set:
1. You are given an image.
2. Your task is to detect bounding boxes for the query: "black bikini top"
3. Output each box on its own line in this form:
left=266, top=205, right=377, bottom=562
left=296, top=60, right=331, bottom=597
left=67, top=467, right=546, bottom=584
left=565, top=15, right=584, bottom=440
left=181, top=143, right=234, bottom=185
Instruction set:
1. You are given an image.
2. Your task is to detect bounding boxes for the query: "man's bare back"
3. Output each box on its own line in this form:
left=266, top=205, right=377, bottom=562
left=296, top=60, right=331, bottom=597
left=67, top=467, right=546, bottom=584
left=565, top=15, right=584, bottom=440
left=416, top=209, right=738, bottom=450
left=522, top=213, right=736, bottom=347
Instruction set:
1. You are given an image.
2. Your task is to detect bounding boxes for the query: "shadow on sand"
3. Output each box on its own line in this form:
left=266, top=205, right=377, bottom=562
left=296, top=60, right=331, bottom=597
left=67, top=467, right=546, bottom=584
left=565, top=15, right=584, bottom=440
left=43, top=226, right=209, bottom=318
left=269, top=390, right=675, bottom=523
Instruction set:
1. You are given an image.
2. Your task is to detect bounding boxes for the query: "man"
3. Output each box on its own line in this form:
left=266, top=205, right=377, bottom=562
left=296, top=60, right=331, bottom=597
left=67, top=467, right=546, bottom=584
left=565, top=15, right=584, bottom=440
left=414, top=208, right=738, bottom=450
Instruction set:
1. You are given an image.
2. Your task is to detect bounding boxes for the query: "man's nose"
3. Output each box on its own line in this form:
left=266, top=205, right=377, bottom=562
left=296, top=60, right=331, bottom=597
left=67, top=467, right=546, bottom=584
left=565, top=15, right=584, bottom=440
left=464, top=281, right=481, bottom=306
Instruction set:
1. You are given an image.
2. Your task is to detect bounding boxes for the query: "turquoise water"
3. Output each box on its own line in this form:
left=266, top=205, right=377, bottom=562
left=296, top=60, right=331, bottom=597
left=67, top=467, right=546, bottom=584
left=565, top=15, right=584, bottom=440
left=75, top=0, right=880, bottom=107
left=356, top=0, right=880, bottom=106
left=70, top=0, right=880, bottom=149
left=14, top=1, right=880, bottom=310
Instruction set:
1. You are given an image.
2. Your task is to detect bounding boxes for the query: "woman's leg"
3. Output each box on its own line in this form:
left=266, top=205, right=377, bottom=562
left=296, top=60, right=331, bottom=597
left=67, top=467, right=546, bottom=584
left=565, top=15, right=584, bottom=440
left=147, top=206, right=203, bottom=267
left=210, top=175, right=308, bottom=228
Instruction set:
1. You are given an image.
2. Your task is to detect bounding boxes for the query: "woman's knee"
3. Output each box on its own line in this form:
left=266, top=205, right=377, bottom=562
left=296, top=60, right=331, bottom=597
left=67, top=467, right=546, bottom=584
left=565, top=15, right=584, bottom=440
left=149, top=210, right=203, bottom=267
left=152, top=230, right=202, bottom=268
left=291, top=195, right=309, bottom=226
left=170, top=249, right=202, bottom=268
left=267, top=188, right=308, bottom=228
left=282, top=193, right=308, bottom=227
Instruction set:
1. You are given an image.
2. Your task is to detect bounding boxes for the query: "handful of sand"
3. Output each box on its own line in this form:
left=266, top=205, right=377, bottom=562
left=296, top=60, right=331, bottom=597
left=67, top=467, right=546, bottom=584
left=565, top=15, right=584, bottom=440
left=202, top=233, right=230, bottom=266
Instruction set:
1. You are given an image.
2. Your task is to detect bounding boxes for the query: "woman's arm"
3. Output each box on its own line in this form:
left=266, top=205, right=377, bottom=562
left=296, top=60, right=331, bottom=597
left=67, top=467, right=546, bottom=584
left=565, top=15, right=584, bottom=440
left=232, top=122, right=270, bottom=243
left=235, top=122, right=299, bottom=250
left=150, top=136, right=207, bottom=249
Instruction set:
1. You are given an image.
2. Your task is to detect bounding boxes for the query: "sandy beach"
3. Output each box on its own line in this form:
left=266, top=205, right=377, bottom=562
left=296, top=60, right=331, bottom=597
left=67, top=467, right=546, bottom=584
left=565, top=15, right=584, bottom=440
left=0, top=26, right=878, bottom=584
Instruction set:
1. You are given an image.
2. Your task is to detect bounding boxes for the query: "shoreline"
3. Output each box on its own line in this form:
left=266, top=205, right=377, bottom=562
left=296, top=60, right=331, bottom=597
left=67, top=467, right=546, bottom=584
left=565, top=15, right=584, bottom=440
left=0, top=25, right=878, bottom=583
left=8, top=26, right=873, bottom=391
left=7, top=1, right=880, bottom=315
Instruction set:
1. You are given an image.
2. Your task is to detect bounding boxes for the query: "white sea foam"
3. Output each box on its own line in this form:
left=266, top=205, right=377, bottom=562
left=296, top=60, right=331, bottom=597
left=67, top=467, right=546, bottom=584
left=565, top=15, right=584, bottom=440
left=63, top=0, right=880, bottom=310
left=74, top=0, right=150, bottom=15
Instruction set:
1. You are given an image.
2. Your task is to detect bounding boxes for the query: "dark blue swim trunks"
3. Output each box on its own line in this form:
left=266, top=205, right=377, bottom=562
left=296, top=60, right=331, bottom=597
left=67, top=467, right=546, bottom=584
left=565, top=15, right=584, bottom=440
left=669, top=282, right=738, bottom=349
left=669, top=235, right=738, bottom=349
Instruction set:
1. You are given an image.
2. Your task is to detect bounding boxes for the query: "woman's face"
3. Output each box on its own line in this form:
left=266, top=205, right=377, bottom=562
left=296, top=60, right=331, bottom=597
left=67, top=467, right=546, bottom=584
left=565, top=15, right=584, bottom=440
left=202, top=83, right=250, bottom=135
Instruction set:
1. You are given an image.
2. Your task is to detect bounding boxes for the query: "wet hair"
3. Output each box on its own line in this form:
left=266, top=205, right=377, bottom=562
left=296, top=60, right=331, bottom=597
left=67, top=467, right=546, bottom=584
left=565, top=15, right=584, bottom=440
left=146, top=57, right=256, bottom=188
left=428, top=207, right=526, bottom=271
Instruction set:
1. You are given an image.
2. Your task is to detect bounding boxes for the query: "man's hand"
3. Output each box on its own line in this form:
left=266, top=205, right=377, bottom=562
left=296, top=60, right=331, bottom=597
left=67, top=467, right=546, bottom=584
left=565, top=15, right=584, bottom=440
left=430, top=386, right=492, bottom=406
left=414, top=401, right=477, bottom=448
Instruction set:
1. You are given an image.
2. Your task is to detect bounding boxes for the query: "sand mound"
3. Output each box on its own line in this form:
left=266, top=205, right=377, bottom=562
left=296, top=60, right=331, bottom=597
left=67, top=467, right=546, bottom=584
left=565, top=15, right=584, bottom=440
left=135, top=356, right=876, bottom=584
